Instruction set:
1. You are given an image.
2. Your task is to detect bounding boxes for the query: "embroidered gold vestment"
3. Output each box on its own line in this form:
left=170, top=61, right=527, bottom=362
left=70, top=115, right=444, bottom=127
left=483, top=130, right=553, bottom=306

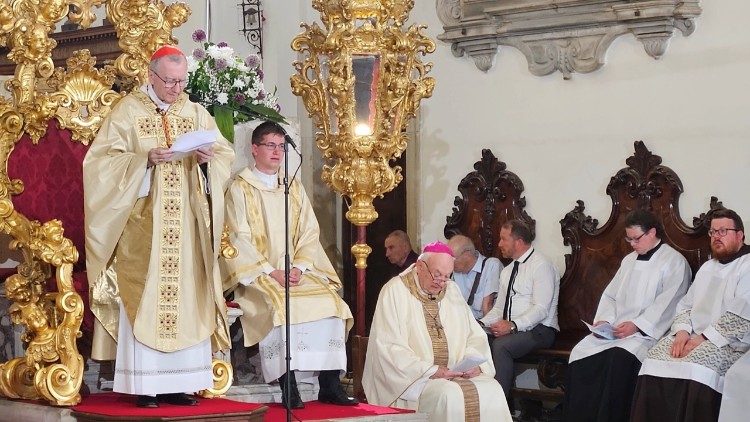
left=221, top=168, right=353, bottom=346
left=83, top=91, right=233, bottom=358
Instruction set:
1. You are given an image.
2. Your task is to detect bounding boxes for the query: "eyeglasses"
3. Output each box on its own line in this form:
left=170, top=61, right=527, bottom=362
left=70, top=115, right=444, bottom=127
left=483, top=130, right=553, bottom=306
left=708, top=228, right=740, bottom=238
left=624, top=232, right=647, bottom=244
left=257, top=142, right=286, bottom=152
left=420, top=260, right=452, bottom=283
left=150, top=71, right=187, bottom=89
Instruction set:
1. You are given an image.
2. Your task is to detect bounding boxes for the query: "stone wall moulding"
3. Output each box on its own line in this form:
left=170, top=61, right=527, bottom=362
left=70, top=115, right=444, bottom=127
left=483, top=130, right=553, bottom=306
left=436, top=0, right=702, bottom=79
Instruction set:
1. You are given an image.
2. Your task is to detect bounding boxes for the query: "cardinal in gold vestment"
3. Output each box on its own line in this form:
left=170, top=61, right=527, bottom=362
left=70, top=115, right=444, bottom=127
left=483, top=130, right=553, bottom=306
left=83, top=46, right=232, bottom=407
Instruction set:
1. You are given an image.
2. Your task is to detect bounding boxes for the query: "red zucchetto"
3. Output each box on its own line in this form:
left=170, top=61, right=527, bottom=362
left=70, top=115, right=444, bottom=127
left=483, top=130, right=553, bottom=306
left=422, top=241, right=454, bottom=257
left=150, top=45, right=185, bottom=62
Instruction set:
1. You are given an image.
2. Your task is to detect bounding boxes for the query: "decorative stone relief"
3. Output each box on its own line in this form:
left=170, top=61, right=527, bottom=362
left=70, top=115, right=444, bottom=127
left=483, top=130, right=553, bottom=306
left=437, top=0, right=702, bottom=79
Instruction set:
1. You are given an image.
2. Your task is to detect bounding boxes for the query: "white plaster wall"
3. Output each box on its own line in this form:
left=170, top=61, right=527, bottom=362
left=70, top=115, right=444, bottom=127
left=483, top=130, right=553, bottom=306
left=175, top=2, right=750, bottom=273
left=409, top=1, right=750, bottom=271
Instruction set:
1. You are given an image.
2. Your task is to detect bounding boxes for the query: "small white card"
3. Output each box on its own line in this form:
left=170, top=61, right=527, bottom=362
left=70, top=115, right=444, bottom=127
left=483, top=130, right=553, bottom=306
left=450, top=355, right=487, bottom=373
left=582, top=320, right=616, bottom=340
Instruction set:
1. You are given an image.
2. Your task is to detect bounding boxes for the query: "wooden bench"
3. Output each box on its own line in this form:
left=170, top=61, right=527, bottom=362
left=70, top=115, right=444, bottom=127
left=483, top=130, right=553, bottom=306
left=443, top=143, right=724, bottom=420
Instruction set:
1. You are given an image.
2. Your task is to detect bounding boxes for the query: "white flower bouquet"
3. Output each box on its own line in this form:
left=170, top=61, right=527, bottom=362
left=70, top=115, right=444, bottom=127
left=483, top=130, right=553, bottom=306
left=185, top=29, right=285, bottom=142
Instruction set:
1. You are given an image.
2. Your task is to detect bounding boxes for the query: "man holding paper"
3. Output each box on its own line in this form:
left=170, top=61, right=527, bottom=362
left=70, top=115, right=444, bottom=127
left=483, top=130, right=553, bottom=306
left=564, top=210, right=690, bottom=422
left=83, top=45, right=234, bottom=408
left=221, top=121, right=356, bottom=409
left=363, top=241, right=511, bottom=421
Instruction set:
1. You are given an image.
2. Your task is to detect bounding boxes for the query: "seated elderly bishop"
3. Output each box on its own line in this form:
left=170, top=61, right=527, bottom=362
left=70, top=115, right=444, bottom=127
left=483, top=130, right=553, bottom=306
left=631, top=209, right=750, bottom=420
left=221, top=122, right=355, bottom=409
left=564, top=210, right=691, bottom=422
left=363, top=242, right=512, bottom=422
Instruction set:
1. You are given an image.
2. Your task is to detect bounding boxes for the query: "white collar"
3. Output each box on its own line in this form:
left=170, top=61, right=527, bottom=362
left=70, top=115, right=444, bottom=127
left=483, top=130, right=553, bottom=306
left=143, top=84, right=171, bottom=111
left=252, top=166, right=279, bottom=188
left=514, top=246, right=534, bottom=264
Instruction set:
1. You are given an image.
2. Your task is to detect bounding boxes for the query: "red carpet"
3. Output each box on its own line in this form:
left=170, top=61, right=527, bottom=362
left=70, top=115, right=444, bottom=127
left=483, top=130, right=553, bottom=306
left=71, top=393, right=413, bottom=421
left=72, top=392, right=264, bottom=418
left=263, top=401, right=414, bottom=420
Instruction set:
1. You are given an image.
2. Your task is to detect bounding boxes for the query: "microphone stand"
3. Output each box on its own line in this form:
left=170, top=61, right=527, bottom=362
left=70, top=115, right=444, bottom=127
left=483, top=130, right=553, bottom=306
left=283, top=137, right=292, bottom=422
left=282, top=130, right=301, bottom=422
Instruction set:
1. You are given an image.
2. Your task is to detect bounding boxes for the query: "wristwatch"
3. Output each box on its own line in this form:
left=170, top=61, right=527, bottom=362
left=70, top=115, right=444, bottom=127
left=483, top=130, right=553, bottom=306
left=510, top=321, right=518, bottom=334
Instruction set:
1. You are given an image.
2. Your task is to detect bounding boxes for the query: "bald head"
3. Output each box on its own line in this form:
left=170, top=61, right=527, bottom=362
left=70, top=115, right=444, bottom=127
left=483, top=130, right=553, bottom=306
left=447, top=234, right=478, bottom=273
left=385, top=230, right=413, bottom=267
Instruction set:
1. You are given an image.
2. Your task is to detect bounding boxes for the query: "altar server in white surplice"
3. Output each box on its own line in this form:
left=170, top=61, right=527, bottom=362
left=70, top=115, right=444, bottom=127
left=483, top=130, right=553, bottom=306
left=631, top=209, right=750, bottom=421
left=363, top=241, right=512, bottom=422
left=719, top=350, right=750, bottom=422
left=563, top=210, right=690, bottom=422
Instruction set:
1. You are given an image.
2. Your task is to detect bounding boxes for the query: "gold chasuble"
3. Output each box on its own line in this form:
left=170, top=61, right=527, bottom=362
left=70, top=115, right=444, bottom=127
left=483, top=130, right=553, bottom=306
left=363, top=267, right=512, bottom=422
left=83, top=90, right=233, bottom=359
left=221, top=168, right=353, bottom=346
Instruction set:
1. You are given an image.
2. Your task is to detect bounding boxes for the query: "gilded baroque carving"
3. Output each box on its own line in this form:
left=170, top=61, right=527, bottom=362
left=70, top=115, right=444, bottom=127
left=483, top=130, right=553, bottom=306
left=47, top=50, right=124, bottom=144
left=292, top=0, right=435, bottom=226
left=437, top=0, right=702, bottom=79
left=0, top=0, right=232, bottom=405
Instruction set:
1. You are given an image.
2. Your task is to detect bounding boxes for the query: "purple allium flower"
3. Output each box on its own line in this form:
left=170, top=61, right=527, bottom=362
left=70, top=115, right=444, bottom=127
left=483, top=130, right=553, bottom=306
left=234, top=93, right=247, bottom=105
left=214, top=58, right=228, bottom=71
left=256, top=91, right=266, bottom=100
left=256, top=69, right=264, bottom=80
left=245, top=54, right=261, bottom=69
left=192, top=48, right=205, bottom=60
left=217, top=41, right=228, bottom=48
left=192, top=29, right=207, bottom=42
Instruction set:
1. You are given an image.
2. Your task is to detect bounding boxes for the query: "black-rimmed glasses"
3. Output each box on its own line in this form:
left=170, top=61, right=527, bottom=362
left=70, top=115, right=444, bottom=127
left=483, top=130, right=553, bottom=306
left=150, top=70, right=187, bottom=89
left=624, top=232, right=647, bottom=244
left=420, top=260, right=452, bottom=283
left=708, top=228, right=740, bottom=238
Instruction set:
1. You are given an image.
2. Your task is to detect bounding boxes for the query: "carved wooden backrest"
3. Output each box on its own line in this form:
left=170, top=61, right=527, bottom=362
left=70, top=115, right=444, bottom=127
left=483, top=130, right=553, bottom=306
left=558, top=141, right=723, bottom=348
left=445, top=149, right=535, bottom=264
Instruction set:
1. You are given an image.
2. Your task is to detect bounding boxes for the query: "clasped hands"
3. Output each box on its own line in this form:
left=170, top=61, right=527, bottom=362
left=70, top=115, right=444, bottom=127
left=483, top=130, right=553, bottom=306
left=431, top=366, right=481, bottom=380
left=148, top=146, right=214, bottom=167
left=670, top=330, right=705, bottom=358
left=270, top=268, right=302, bottom=288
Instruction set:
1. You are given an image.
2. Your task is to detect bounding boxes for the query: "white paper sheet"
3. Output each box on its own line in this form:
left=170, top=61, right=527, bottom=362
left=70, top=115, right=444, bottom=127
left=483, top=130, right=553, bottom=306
left=169, top=129, right=218, bottom=159
left=450, top=355, right=487, bottom=373
left=582, top=319, right=616, bottom=340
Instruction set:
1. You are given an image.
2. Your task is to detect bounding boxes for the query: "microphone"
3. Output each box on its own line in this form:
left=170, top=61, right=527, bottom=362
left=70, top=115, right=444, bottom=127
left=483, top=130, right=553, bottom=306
left=283, top=134, right=298, bottom=150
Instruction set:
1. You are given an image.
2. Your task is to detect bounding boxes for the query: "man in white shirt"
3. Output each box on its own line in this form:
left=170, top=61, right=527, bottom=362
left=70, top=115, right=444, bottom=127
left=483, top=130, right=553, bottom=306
left=221, top=121, right=356, bottom=409
left=448, top=234, right=503, bottom=319
left=563, top=210, right=690, bottom=422
left=480, top=220, right=559, bottom=402
left=631, top=208, right=750, bottom=421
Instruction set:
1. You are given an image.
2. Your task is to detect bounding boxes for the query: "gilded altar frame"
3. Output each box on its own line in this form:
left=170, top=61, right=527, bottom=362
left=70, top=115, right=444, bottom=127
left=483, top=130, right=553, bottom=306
left=0, top=0, right=231, bottom=406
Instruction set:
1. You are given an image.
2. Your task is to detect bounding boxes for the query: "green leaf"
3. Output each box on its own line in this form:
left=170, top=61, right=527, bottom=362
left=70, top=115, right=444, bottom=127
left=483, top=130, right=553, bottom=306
left=240, top=103, right=288, bottom=125
left=213, top=105, right=235, bottom=143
